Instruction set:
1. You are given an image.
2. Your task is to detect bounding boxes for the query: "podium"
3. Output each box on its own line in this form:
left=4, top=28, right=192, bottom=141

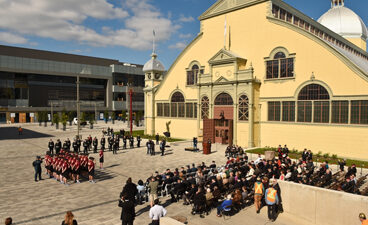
left=202, top=142, right=211, bottom=155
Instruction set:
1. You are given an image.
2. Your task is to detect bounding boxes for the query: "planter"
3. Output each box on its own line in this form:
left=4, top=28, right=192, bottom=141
left=63, top=124, right=66, bottom=131
left=105, top=120, right=107, bottom=124
left=90, top=123, right=93, bottom=129
left=44, top=122, right=47, bottom=127
left=39, top=122, right=42, bottom=126
left=55, top=123, right=59, bottom=129
left=69, top=121, right=72, bottom=126
left=112, top=120, right=115, bottom=124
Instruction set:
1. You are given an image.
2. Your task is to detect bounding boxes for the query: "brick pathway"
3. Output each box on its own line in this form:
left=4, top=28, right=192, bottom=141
left=0, top=122, right=309, bottom=225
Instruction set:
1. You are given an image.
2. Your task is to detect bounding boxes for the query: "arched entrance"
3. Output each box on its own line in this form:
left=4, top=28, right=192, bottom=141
left=202, top=93, right=234, bottom=145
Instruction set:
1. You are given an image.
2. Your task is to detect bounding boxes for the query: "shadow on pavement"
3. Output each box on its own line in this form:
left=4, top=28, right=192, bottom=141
left=0, top=127, right=53, bottom=140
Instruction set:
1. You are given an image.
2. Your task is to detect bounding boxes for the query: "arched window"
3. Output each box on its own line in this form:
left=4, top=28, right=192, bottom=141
left=215, top=93, right=233, bottom=105
left=171, top=92, right=185, bottom=117
left=297, top=84, right=330, bottom=123
left=238, top=95, right=249, bottom=121
left=298, top=84, right=329, bottom=100
left=187, top=65, right=199, bottom=85
left=171, top=92, right=185, bottom=102
left=266, top=51, right=294, bottom=79
left=201, top=96, right=209, bottom=119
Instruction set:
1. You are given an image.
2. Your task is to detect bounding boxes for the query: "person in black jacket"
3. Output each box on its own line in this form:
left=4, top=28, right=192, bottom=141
left=121, top=178, right=138, bottom=203
left=48, top=139, right=54, bottom=155
left=32, top=156, right=43, bottom=182
left=119, top=194, right=135, bottom=225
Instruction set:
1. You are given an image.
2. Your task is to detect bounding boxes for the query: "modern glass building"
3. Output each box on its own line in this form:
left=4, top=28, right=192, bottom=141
left=0, top=45, right=144, bottom=123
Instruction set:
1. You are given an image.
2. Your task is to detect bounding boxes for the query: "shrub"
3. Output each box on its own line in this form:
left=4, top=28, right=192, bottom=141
left=323, top=153, right=330, bottom=159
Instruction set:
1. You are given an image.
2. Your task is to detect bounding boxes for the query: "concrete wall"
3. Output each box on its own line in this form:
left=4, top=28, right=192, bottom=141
left=279, top=180, right=368, bottom=225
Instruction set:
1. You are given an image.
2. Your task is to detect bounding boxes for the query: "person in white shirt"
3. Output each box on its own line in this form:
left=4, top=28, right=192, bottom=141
left=149, top=199, right=167, bottom=225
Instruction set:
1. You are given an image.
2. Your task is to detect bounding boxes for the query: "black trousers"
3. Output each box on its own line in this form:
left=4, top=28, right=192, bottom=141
left=151, top=220, right=159, bottom=225
left=34, top=169, right=42, bottom=181
left=267, top=204, right=277, bottom=220
left=122, top=219, right=133, bottom=225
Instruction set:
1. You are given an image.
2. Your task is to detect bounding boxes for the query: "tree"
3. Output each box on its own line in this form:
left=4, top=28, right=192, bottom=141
left=61, top=111, right=68, bottom=131
left=53, top=113, right=60, bottom=129
left=68, top=111, right=74, bottom=125
left=89, top=113, right=95, bottom=129
left=81, top=112, right=87, bottom=123
left=122, top=110, right=127, bottom=123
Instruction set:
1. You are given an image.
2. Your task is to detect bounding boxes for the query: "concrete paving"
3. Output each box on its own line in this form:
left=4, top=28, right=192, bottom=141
left=0, top=121, right=310, bottom=225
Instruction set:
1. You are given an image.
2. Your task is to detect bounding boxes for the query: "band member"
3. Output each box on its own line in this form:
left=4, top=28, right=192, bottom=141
left=76, top=138, right=81, bottom=152
left=72, top=140, right=78, bottom=153
left=108, top=137, right=113, bottom=151
left=93, top=137, right=98, bottom=153
left=65, top=138, right=71, bottom=151
left=74, top=157, right=81, bottom=183
left=113, top=137, right=119, bottom=154
left=55, top=139, right=62, bottom=155
left=100, top=136, right=106, bottom=151
left=88, top=157, right=95, bottom=183
left=99, top=149, right=104, bottom=169
left=130, top=136, right=134, bottom=149
left=83, top=139, right=89, bottom=154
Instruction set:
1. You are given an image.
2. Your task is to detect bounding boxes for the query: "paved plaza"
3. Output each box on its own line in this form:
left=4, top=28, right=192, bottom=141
left=0, top=122, right=309, bottom=225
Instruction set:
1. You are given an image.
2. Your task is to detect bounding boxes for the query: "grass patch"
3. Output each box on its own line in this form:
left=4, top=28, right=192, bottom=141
left=247, top=147, right=368, bottom=169
left=114, top=130, right=185, bottom=142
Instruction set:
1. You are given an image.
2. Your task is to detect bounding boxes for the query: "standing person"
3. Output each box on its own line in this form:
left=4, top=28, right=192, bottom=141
left=65, top=138, right=71, bottom=151
left=121, top=178, right=138, bottom=203
left=73, top=157, right=81, bottom=183
left=155, top=133, right=159, bottom=145
left=18, top=126, right=23, bottom=135
left=272, top=179, right=283, bottom=213
left=83, top=140, right=88, bottom=154
left=93, top=137, right=98, bottom=153
left=193, top=137, right=197, bottom=149
left=72, top=140, right=78, bottom=153
left=48, top=139, right=55, bottom=155
left=253, top=177, right=264, bottom=214
left=108, top=137, right=113, bottom=151
left=146, top=140, right=151, bottom=155
left=151, top=140, right=155, bottom=156
left=32, top=156, right=43, bottom=182
left=88, top=157, right=95, bottom=183
left=100, top=136, right=106, bottom=151
left=137, top=135, right=141, bottom=148
left=265, top=180, right=279, bottom=222
left=119, top=194, right=135, bottom=225
left=149, top=199, right=167, bottom=225
left=61, top=211, right=78, bottom=225
left=76, top=138, right=81, bottom=153
left=123, top=136, right=127, bottom=149
left=55, top=139, right=62, bottom=155
left=99, top=149, right=104, bottom=169
left=148, top=177, right=159, bottom=207
left=4, top=217, right=12, bottom=225
left=160, top=139, right=165, bottom=156
left=359, top=213, right=368, bottom=225
left=130, top=136, right=134, bottom=149
left=113, top=137, right=119, bottom=154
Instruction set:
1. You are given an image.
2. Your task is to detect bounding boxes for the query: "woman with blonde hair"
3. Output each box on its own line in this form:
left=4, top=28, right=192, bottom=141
left=62, top=211, right=78, bottom=225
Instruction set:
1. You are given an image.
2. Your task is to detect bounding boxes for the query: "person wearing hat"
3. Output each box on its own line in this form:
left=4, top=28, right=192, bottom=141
left=32, top=156, right=43, bottom=182
left=359, top=213, right=368, bottom=225
left=254, top=177, right=264, bottom=213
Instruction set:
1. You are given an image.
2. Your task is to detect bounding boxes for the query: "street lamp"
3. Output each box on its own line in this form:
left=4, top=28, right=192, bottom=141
left=77, top=75, right=80, bottom=139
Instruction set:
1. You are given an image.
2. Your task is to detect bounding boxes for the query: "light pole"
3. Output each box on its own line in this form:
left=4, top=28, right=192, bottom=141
left=129, top=88, right=133, bottom=135
left=51, top=102, right=53, bottom=125
left=95, top=102, right=97, bottom=124
left=77, top=75, right=80, bottom=138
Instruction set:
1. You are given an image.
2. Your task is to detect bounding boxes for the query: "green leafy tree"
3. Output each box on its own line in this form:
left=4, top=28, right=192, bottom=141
left=52, top=113, right=59, bottom=128
left=68, top=111, right=74, bottom=122
left=81, top=112, right=87, bottom=123
left=112, top=112, right=116, bottom=121
left=61, top=111, right=68, bottom=126
left=122, top=110, right=127, bottom=122
left=104, top=110, right=109, bottom=122
left=89, top=113, right=95, bottom=125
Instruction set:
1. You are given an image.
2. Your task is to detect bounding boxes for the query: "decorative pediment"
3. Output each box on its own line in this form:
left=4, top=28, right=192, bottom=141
left=208, top=48, right=246, bottom=65
left=199, top=0, right=267, bottom=21
left=214, top=76, right=230, bottom=83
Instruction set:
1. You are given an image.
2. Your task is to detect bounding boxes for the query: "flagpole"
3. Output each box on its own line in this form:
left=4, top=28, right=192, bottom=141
left=153, top=30, right=156, bottom=54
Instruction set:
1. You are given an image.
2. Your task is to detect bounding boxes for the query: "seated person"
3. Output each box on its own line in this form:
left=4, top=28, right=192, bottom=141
left=217, top=194, right=233, bottom=217
left=192, top=187, right=206, bottom=216
left=205, top=188, right=214, bottom=208
left=183, top=183, right=197, bottom=205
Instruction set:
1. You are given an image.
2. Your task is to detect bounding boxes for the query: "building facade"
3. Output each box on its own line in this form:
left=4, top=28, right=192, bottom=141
left=144, top=0, right=368, bottom=159
left=0, top=45, right=144, bottom=123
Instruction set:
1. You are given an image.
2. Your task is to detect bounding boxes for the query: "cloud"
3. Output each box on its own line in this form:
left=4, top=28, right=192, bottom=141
left=169, top=42, right=187, bottom=50
left=178, top=15, right=195, bottom=23
left=0, top=31, right=28, bottom=44
left=0, top=0, right=178, bottom=50
left=179, top=33, right=192, bottom=39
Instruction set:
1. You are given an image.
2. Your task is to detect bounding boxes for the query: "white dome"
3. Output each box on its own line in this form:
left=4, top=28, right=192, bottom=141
left=318, top=5, right=368, bottom=40
left=143, top=53, right=165, bottom=72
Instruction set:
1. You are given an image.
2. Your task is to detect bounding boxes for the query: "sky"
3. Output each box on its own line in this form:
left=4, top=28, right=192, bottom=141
left=0, top=0, right=367, bottom=68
